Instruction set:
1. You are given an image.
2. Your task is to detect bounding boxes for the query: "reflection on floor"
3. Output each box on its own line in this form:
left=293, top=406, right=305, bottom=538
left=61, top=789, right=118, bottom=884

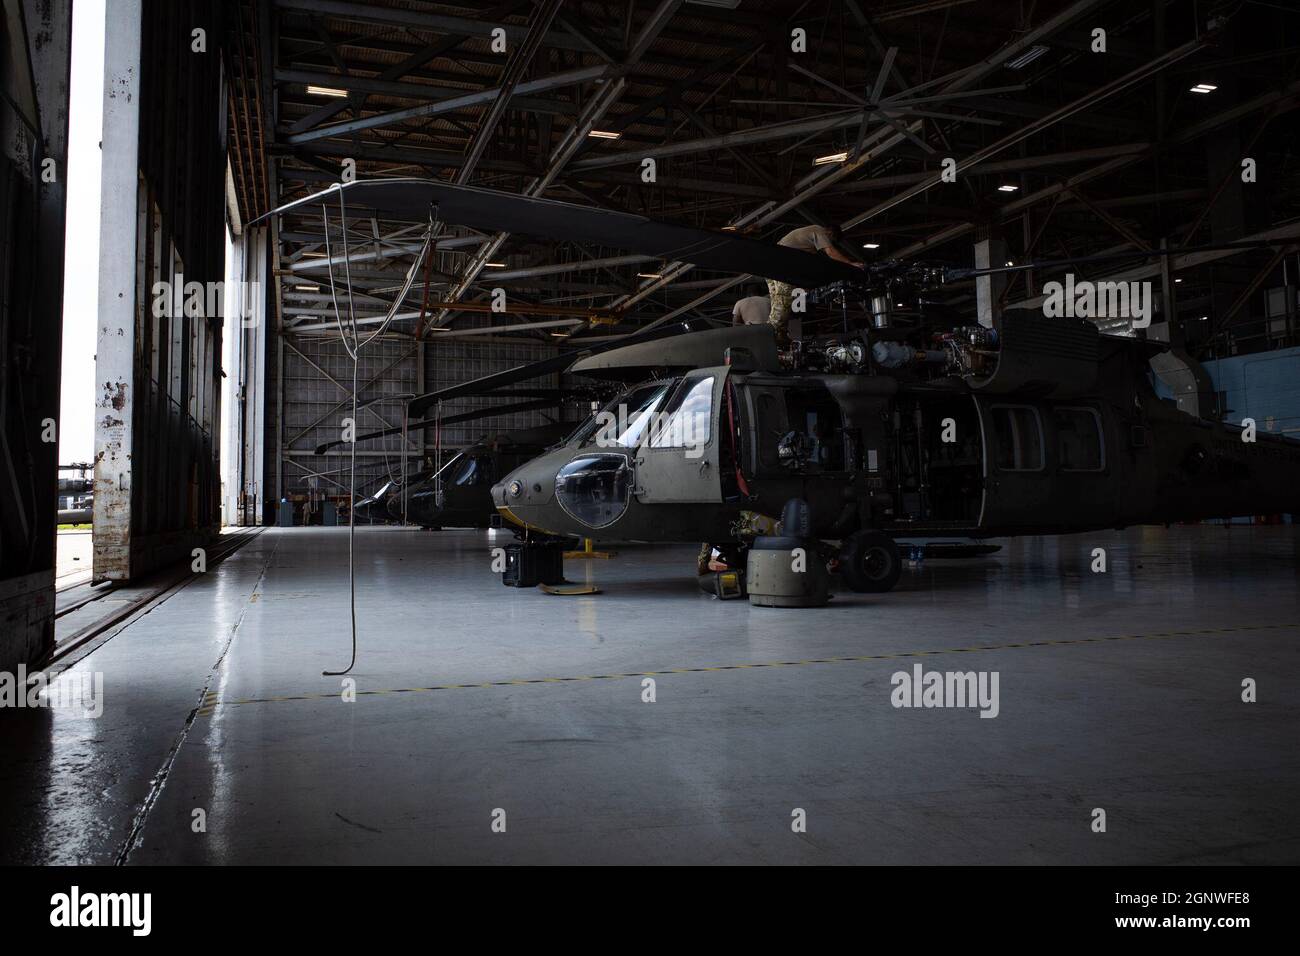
left=3, top=524, right=1298, bottom=864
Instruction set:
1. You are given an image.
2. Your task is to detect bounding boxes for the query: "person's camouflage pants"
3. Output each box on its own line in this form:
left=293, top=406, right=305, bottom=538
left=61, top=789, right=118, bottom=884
left=766, top=278, right=793, bottom=341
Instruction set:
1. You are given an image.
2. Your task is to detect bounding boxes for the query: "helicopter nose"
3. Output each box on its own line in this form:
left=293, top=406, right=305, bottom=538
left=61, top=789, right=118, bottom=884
left=490, top=479, right=508, bottom=508
left=496, top=458, right=557, bottom=508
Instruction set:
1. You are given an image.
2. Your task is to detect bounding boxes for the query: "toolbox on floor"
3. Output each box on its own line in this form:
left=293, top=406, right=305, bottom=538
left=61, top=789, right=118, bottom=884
left=502, top=541, right=566, bottom=587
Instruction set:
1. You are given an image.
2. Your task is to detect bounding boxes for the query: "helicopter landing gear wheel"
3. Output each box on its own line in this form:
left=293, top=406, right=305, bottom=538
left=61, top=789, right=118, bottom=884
left=839, top=531, right=902, bottom=593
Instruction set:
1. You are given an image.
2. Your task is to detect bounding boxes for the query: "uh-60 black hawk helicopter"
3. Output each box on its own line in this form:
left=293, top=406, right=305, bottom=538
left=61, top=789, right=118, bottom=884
left=321, top=422, right=573, bottom=529
left=264, top=179, right=1300, bottom=595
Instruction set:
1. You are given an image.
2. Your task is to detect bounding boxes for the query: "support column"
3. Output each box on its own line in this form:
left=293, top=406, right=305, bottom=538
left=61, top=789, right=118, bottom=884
left=974, top=234, right=1007, bottom=329
left=1149, top=242, right=1217, bottom=418
left=92, top=0, right=143, bottom=578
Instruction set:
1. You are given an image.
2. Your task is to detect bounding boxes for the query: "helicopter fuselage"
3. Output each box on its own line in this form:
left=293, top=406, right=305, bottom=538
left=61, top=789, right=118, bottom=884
left=492, top=323, right=1300, bottom=548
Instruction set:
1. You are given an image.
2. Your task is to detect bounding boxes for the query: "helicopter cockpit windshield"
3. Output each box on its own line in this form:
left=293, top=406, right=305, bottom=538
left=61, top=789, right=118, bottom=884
left=566, top=378, right=682, bottom=449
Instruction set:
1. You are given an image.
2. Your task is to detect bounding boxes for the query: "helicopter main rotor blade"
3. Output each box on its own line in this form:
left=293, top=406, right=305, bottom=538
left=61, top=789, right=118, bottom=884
left=314, top=398, right=573, bottom=455
left=407, top=321, right=689, bottom=416
left=252, top=178, right=863, bottom=288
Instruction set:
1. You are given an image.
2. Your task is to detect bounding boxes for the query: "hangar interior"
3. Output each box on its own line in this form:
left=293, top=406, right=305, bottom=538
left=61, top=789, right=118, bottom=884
left=2, top=0, right=1299, bottom=865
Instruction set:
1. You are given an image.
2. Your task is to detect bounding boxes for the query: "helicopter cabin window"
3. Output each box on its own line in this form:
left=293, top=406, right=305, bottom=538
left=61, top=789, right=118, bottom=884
left=649, top=376, right=714, bottom=449
left=583, top=379, right=678, bottom=448
left=780, top=385, right=844, bottom=472
left=1054, top=406, right=1104, bottom=472
left=991, top=405, right=1044, bottom=472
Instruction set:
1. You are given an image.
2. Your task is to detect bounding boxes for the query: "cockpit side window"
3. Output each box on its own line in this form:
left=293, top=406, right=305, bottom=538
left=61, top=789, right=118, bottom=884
left=649, top=376, right=714, bottom=449
left=454, top=457, right=478, bottom=486
left=580, top=379, right=679, bottom=448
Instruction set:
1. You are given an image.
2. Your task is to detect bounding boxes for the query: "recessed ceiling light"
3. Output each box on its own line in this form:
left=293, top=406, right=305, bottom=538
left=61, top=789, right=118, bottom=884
left=307, top=85, right=348, bottom=98
left=1005, top=260, right=1015, bottom=267
left=587, top=129, right=620, bottom=139
left=814, top=151, right=849, bottom=166
left=1190, top=83, right=1217, bottom=94
left=997, top=184, right=1019, bottom=192
left=862, top=242, right=880, bottom=250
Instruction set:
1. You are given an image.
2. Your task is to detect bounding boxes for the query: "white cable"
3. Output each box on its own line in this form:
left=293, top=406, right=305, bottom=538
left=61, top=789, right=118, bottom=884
left=318, top=184, right=436, bottom=676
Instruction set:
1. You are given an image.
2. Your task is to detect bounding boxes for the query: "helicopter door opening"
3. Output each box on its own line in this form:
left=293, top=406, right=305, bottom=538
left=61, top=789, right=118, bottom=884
left=632, top=368, right=728, bottom=504
left=779, top=385, right=846, bottom=473
left=894, top=394, right=984, bottom=525
left=980, top=401, right=1053, bottom=523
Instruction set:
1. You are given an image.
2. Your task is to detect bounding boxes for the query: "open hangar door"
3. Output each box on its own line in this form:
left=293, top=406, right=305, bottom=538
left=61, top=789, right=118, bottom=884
left=92, top=0, right=228, bottom=581
left=0, top=0, right=71, bottom=671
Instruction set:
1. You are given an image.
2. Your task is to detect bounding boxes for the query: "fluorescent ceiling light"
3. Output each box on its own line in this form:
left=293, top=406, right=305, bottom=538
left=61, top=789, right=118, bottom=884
left=294, top=284, right=320, bottom=292
left=814, top=151, right=848, bottom=166
left=1004, top=45, right=1049, bottom=70
left=587, top=129, right=620, bottom=139
left=1190, top=83, right=1217, bottom=93
left=307, top=85, right=348, bottom=98
left=484, top=262, right=506, bottom=268
left=636, top=272, right=663, bottom=279
left=1174, top=278, right=1183, bottom=283
left=997, top=184, right=1019, bottom=192
left=862, top=243, right=880, bottom=250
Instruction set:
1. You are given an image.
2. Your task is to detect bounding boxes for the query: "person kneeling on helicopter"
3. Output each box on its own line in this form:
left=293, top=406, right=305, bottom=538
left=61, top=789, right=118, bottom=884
left=766, top=224, right=864, bottom=344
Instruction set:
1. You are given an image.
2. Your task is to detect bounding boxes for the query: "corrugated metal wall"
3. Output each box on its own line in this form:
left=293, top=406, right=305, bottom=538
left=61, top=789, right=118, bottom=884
left=268, top=334, right=567, bottom=516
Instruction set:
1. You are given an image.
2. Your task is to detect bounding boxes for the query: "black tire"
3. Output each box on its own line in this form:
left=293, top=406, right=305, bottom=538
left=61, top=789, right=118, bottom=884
left=839, top=531, right=902, bottom=593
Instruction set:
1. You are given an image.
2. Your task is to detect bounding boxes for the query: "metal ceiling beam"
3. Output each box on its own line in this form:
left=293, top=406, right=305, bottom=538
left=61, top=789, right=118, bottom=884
left=1005, top=222, right=1300, bottom=312
left=275, top=67, right=578, bottom=111
left=842, top=31, right=1213, bottom=230
left=286, top=0, right=532, bottom=135
left=595, top=0, right=1110, bottom=319
left=829, top=143, right=1150, bottom=192
left=458, top=0, right=564, bottom=184
left=894, top=77, right=1300, bottom=257
left=286, top=141, right=533, bottom=175
left=273, top=0, right=593, bottom=53
left=478, top=253, right=654, bottom=281
left=950, top=94, right=1148, bottom=136
left=570, top=108, right=866, bottom=171
left=431, top=0, right=685, bottom=328
left=286, top=64, right=606, bottom=144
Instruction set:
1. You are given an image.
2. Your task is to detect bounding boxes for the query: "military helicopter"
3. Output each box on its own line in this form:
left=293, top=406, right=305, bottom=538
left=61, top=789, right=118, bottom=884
left=487, top=312, right=1300, bottom=592
left=400, top=424, right=573, bottom=529
left=315, top=402, right=579, bottom=529
left=262, top=179, right=1299, bottom=593
left=335, top=424, right=573, bottom=528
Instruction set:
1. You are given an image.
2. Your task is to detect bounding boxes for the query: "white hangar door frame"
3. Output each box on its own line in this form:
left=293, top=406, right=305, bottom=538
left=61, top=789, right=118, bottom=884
left=93, top=0, right=226, bottom=580
left=221, top=224, right=269, bottom=527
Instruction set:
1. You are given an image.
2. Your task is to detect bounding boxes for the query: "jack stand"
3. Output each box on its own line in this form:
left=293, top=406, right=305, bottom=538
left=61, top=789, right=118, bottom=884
left=564, top=537, right=615, bottom=559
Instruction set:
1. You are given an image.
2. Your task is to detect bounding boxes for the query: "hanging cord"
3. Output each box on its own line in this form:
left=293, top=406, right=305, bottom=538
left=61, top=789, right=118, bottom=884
left=322, top=354, right=361, bottom=677
left=318, top=186, right=436, bottom=676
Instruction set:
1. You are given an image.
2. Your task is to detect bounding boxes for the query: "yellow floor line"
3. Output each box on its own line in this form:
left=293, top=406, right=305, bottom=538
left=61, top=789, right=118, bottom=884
left=200, top=621, right=1299, bottom=712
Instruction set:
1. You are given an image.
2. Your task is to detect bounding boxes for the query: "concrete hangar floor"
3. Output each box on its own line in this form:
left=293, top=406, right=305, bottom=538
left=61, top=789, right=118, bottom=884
left=3, top=524, right=1298, bottom=865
